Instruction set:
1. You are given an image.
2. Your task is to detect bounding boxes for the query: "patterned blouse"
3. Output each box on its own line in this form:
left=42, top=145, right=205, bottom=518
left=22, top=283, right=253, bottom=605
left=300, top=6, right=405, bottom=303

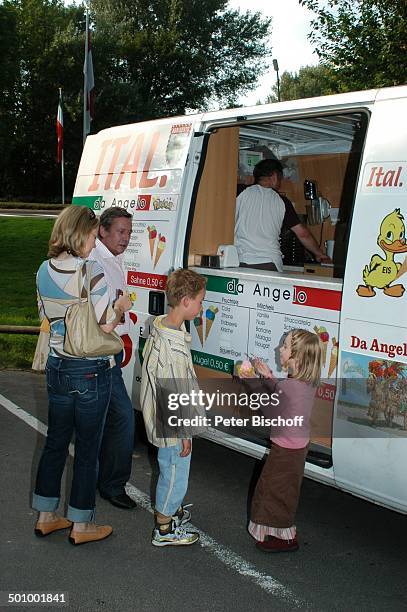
left=36, top=256, right=113, bottom=359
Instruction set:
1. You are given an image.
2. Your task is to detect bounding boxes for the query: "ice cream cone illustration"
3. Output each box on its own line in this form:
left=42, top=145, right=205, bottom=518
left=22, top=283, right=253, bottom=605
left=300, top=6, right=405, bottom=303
left=314, top=325, right=329, bottom=367
left=194, top=309, right=204, bottom=346
left=205, top=306, right=218, bottom=340
left=147, top=225, right=157, bottom=259
left=328, top=337, right=339, bottom=377
left=153, top=234, right=166, bottom=268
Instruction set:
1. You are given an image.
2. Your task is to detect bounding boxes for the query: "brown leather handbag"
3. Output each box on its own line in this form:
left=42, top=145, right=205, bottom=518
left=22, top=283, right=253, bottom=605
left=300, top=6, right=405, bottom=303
left=64, top=262, right=123, bottom=358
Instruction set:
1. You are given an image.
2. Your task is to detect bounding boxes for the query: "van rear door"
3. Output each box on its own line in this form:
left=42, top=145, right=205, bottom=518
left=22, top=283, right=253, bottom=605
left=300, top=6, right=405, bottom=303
left=334, top=86, right=407, bottom=513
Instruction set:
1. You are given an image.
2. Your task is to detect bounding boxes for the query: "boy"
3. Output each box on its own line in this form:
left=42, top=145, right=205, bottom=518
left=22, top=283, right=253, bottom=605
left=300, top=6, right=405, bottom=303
left=141, top=268, right=207, bottom=546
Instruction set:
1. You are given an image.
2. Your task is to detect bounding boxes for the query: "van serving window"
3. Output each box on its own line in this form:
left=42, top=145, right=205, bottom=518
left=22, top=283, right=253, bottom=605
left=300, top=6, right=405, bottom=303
left=189, top=111, right=368, bottom=279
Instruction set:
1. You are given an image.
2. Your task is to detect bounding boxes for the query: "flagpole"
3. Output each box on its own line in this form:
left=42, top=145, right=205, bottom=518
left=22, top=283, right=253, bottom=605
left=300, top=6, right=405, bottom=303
left=59, top=87, right=65, bottom=205
left=83, top=9, right=89, bottom=147
left=61, top=146, right=65, bottom=205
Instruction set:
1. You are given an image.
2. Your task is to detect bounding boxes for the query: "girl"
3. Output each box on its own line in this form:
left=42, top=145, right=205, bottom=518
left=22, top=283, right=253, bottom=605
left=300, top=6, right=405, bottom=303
left=241, top=329, right=322, bottom=553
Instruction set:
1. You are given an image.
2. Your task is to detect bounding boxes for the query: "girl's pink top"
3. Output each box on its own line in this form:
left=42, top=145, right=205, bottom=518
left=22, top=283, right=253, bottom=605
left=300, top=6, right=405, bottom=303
left=263, top=377, right=316, bottom=449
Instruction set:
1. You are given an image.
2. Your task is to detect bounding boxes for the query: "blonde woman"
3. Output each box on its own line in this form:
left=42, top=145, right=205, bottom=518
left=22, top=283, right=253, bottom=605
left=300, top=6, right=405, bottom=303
left=240, top=329, right=322, bottom=553
left=32, top=206, right=132, bottom=545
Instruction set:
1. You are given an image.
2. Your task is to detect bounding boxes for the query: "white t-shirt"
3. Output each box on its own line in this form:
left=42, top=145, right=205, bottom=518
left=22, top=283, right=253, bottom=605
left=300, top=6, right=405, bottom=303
left=90, top=238, right=129, bottom=335
left=234, top=185, right=286, bottom=271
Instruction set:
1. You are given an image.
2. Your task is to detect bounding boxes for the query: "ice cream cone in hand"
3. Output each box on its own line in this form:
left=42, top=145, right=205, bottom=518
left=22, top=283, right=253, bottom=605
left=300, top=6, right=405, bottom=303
left=236, top=359, right=256, bottom=377
left=153, top=235, right=166, bottom=268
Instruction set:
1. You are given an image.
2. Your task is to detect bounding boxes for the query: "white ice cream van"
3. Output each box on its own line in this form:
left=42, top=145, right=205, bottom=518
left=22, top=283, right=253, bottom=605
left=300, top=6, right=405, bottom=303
left=73, top=85, right=407, bottom=514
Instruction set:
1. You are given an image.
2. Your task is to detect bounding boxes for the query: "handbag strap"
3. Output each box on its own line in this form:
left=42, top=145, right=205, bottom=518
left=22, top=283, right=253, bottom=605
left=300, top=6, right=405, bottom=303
left=85, top=260, right=93, bottom=311
left=77, top=260, right=93, bottom=305
left=77, top=261, right=83, bottom=299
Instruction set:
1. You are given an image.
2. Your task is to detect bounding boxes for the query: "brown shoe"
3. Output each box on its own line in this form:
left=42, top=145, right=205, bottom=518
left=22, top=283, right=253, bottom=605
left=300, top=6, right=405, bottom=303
left=69, top=524, right=113, bottom=546
left=256, top=535, right=299, bottom=553
left=35, top=517, right=72, bottom=537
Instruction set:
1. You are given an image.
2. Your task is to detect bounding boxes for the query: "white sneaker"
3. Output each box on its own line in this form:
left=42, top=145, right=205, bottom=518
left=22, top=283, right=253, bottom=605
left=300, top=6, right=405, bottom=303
left=172, top=504, right=192, bottom=527
left=152, top=521, right=199, bottom=547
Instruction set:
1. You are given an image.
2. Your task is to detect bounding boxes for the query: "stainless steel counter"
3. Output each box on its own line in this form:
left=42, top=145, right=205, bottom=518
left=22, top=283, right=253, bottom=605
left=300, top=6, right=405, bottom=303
left=193, top=265, right=343, bottom=290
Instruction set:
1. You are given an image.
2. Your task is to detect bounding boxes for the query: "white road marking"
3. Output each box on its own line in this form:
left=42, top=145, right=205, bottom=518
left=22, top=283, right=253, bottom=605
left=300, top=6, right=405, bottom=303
left=0, top=394, right=48, bottom=435
left=0, top=393, right=74, bottom=455
left=125, top=484, right=302, bottom=605
left=0, top=392, right=305, bottom=607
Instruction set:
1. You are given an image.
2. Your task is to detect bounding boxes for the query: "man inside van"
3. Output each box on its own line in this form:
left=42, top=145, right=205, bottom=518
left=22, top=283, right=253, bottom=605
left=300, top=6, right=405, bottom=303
left=90, top=206, right=136, bottom=510
left=234, top=159, right=330, bottom=271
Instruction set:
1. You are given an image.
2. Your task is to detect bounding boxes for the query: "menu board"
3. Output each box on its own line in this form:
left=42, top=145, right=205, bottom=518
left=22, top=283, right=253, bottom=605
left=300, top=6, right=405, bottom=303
left=191, top=272, right=341, bottom=382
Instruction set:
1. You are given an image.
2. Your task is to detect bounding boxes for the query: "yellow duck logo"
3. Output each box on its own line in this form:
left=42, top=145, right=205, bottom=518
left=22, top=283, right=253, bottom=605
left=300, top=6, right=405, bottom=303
left=356, top=209, right=407, bottom=298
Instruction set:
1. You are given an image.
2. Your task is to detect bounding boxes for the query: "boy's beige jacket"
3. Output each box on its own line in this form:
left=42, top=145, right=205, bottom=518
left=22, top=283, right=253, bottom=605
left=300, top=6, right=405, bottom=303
left=141, top=315, right=205, bottom=448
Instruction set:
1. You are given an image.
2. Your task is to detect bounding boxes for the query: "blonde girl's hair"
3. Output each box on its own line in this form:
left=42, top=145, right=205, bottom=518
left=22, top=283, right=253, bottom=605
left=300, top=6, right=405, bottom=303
left=289, top=328, right=323, bottom=387
left=48, top=206, right=98, bottom=258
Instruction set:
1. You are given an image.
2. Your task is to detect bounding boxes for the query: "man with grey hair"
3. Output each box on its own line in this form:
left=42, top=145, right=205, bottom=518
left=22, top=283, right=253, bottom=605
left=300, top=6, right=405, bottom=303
left=235, top=159, right=330, bottom=271
left=90, top=206, right=136, bottom=509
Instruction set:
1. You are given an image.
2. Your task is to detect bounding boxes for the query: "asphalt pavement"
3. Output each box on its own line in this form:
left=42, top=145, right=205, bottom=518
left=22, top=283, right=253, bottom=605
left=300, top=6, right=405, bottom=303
left=0, top=370, right=406, bottom=612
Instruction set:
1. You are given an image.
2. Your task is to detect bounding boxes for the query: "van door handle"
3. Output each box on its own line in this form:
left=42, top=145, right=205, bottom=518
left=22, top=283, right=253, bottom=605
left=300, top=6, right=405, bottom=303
left=306, top=449, right=332, bottom=469
left=148, top=291, right=165, bottom=315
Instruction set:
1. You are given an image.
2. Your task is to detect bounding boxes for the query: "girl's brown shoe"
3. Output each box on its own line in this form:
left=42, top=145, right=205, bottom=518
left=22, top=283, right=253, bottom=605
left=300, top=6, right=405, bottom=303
left=69, top=524, right=113, bottom=546
left=256, top=535, right=299, bottom=553
left=34, top=517, right=72, bottom=537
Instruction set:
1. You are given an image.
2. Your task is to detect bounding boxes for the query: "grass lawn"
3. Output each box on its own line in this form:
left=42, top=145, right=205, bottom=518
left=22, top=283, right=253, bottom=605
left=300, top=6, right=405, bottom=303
left=0, top=217, right=54, bottom=325
left=0, top=201, right=63, bottom=210
left=0, top=217, right=54, bottom=368
left=0, top=334, right=40, bottom=369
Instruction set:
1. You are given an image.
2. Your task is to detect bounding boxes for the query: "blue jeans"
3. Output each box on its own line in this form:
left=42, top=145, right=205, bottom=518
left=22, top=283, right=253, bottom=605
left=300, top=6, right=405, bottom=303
left=98, top=352, right=135, bottom=497
left=155, top=442, right=191, bottom=517
left=32, top=355, right=112, bottom=522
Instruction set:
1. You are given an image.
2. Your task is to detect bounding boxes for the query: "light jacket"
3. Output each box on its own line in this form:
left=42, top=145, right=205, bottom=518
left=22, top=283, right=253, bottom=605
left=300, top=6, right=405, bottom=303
left=141, top=315, right=206, bottom=448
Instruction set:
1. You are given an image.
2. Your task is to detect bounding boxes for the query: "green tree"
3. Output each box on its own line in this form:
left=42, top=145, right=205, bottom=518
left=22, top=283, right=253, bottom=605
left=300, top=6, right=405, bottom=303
left=0, top=0, right=85, bottom=200
left=90, top=0, right=272, bottom=129
left=299, top=0, right=407, bottom=91
left=0, top=0, right=272, bottom=201
left=266, top=64, right=338, bottom=102
left=0, top=4, right=18, bottom=195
